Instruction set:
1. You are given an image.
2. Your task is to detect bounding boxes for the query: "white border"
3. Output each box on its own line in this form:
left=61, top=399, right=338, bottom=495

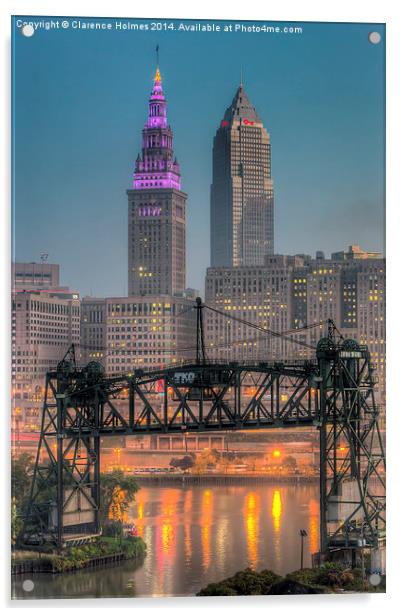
left=1, top=1, right=401, bottom=614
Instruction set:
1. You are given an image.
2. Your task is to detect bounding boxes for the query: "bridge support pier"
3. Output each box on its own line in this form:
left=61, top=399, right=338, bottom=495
left=316, top=334, right=386, bottom=563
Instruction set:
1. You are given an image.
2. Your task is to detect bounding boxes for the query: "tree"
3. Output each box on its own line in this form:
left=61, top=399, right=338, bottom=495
left=108, top=486, right=128, bottom=524
left=11, top=453, right=34, bottom=508
left=169, top=455, right=195, bottom=472
left=100, top=470, right=139, bottom=525
left=11, top=497, right=22, bottom=546
left=282, top=456, right=297, bottom=470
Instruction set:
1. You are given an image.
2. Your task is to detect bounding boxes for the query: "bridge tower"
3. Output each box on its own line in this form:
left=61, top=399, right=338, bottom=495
left=317, top=330, right=386, bottom=566
left=21, top=347, right=103, bottom=549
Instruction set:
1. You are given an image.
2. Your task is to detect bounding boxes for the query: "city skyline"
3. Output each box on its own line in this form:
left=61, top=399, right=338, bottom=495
left=13, top=18, right=385, bottom=297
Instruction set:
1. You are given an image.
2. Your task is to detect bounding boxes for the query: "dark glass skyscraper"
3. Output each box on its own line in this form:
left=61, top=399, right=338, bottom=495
left=210, top=83, right=274, bottom=267
left=127, top=65, right=186, bottom=296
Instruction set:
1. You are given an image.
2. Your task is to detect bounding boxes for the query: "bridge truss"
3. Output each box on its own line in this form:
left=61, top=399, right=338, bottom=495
left=21, top=311, right=385, bottom=564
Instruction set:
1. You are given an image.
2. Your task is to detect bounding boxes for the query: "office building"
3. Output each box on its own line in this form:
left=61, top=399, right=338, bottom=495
left=210, top=82, right=274, bottom=267
left=12, top=261, right=60, bottom=290
left=128, top=64, right=187, bottom=296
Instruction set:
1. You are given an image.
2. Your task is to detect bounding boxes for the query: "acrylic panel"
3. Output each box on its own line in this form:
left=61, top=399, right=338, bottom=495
left=11, top=15, right=385, bottom=599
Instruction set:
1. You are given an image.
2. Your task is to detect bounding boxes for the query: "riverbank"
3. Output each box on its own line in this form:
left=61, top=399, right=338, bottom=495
left=135, top=473, right=318, bottom=485
left=12, top=536, right=146, bottom=575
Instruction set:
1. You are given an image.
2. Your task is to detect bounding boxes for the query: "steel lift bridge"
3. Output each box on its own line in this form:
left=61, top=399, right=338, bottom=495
left=22, top=299, right=385, bottom=566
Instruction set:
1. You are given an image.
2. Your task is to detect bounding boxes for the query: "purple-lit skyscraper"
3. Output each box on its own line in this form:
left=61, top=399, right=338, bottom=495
left=127, top=65, right=187, bottom=296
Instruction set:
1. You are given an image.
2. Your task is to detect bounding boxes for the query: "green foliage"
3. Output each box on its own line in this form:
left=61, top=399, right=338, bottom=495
left=197, top=568, right=281, bottom=596
left=169, top=455, right=195, bottom=471
left=198, top=563, right=384, bottom=596
left=100, top=470, right=139, bottom=524
left=11, top=454, right=34, bottom=508
left=15, top=536, right=147, bottom=573
left=11, top=497, right=22, bottom=546
left=102, top=521, right=123, bottom=537
left=121, top=536, right=146, bottom=559
left=286, top=562, right=370, bottom=592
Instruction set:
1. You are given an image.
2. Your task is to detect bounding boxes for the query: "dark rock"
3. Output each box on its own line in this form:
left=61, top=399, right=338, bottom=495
left=268, top=579, right=321, bottom=595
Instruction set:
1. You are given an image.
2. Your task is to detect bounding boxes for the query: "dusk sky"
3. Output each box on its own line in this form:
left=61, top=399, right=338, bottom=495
left=12, top=17, right=385, bottom=297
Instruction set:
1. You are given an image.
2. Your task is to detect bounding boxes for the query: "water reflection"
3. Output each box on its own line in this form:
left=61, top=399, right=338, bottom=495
left=12, top=483, right=320, bottom=599
left=201, top=489, right=213, bottom=571
left=271, top=489, right=282, bottom=533
left=245, top=492, right=259, bottom=568
left=308, top=498, right=320, bottom=554
left=271, top=488, right=283, bottom=568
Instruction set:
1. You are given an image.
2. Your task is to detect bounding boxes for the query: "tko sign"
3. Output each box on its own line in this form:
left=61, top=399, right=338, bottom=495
left=173, top=372, right=196, bottom=385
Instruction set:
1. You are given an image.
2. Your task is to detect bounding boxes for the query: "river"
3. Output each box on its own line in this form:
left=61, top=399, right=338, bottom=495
left=12, top=481, right=320, bottom=599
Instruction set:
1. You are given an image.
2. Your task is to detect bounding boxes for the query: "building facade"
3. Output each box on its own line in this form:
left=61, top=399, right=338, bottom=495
left=11, top=288, right=80, bottom=435
left=104, top=295, right=196, bottom=375
left=205, top=248, right=385, bottom=403
left=12, top=288, right=80, bottom=383
left=128, top=65, right=186, bottom=296
left=210, top=83, right=274, bottom=267
left=80, top=297, right=107, bottom=365
left=12, top=261, right=60, bottom=290
left=205, top=256, right=303, bottom=361
left=80, top=295, right=196, bottom=375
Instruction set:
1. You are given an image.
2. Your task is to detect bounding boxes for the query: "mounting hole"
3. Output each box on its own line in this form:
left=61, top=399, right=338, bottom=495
left=369, top=573, right=381, bottom=586
left=22, top=579, right=35, bottom=592
left=21, top=24, right=35, bottom=37
left=368, top=31, right=381, bottom=45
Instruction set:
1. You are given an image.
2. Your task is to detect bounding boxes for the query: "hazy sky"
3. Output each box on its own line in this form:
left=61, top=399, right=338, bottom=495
left=13, top=17, right=385, bottom=296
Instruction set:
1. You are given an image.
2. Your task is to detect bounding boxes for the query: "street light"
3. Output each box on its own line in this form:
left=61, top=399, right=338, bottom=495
left=114, top=448, right=121, bottom=467
left=299, top=529, right=308, bottom=569
left=181, top=425, right=188, bottom=452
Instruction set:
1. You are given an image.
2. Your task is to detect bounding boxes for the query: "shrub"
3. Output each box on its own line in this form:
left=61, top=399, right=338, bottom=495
left=197, top=568, right=281, bottom=596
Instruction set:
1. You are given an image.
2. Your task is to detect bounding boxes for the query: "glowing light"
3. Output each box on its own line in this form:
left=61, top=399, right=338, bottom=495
left=245, top=492, right=259, bottom=569
left=161, top=522, right=174, bottom=552
left=271, top=489, right=282, bottom=533
left=201, top=489, right=213, bottom=571
left=272, top=449, right=281, bottom=459
left=308, top=499, right=320, bottom=554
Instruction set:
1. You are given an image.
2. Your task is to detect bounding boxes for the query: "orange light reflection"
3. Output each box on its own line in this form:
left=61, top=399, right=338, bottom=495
left=245, top=492, right=259, bottom=569
left=271, top=489, right=282, bottom=533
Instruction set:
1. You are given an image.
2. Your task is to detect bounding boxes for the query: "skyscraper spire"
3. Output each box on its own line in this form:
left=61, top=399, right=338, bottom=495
left=132, top=58, right=181, bottom=190
left=154, top=66, right=161, bottom=83
left=128, top=55, right=187, bottom=298
left=154, top=44, right=161, bottom=83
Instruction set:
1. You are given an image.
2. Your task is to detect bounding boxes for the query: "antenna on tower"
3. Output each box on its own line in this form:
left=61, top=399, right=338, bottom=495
left=40, top=252, right=48, bottom=263
left=240, top=66, right=243, bottom=87
left=156, top=44, right=160, bottom=67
